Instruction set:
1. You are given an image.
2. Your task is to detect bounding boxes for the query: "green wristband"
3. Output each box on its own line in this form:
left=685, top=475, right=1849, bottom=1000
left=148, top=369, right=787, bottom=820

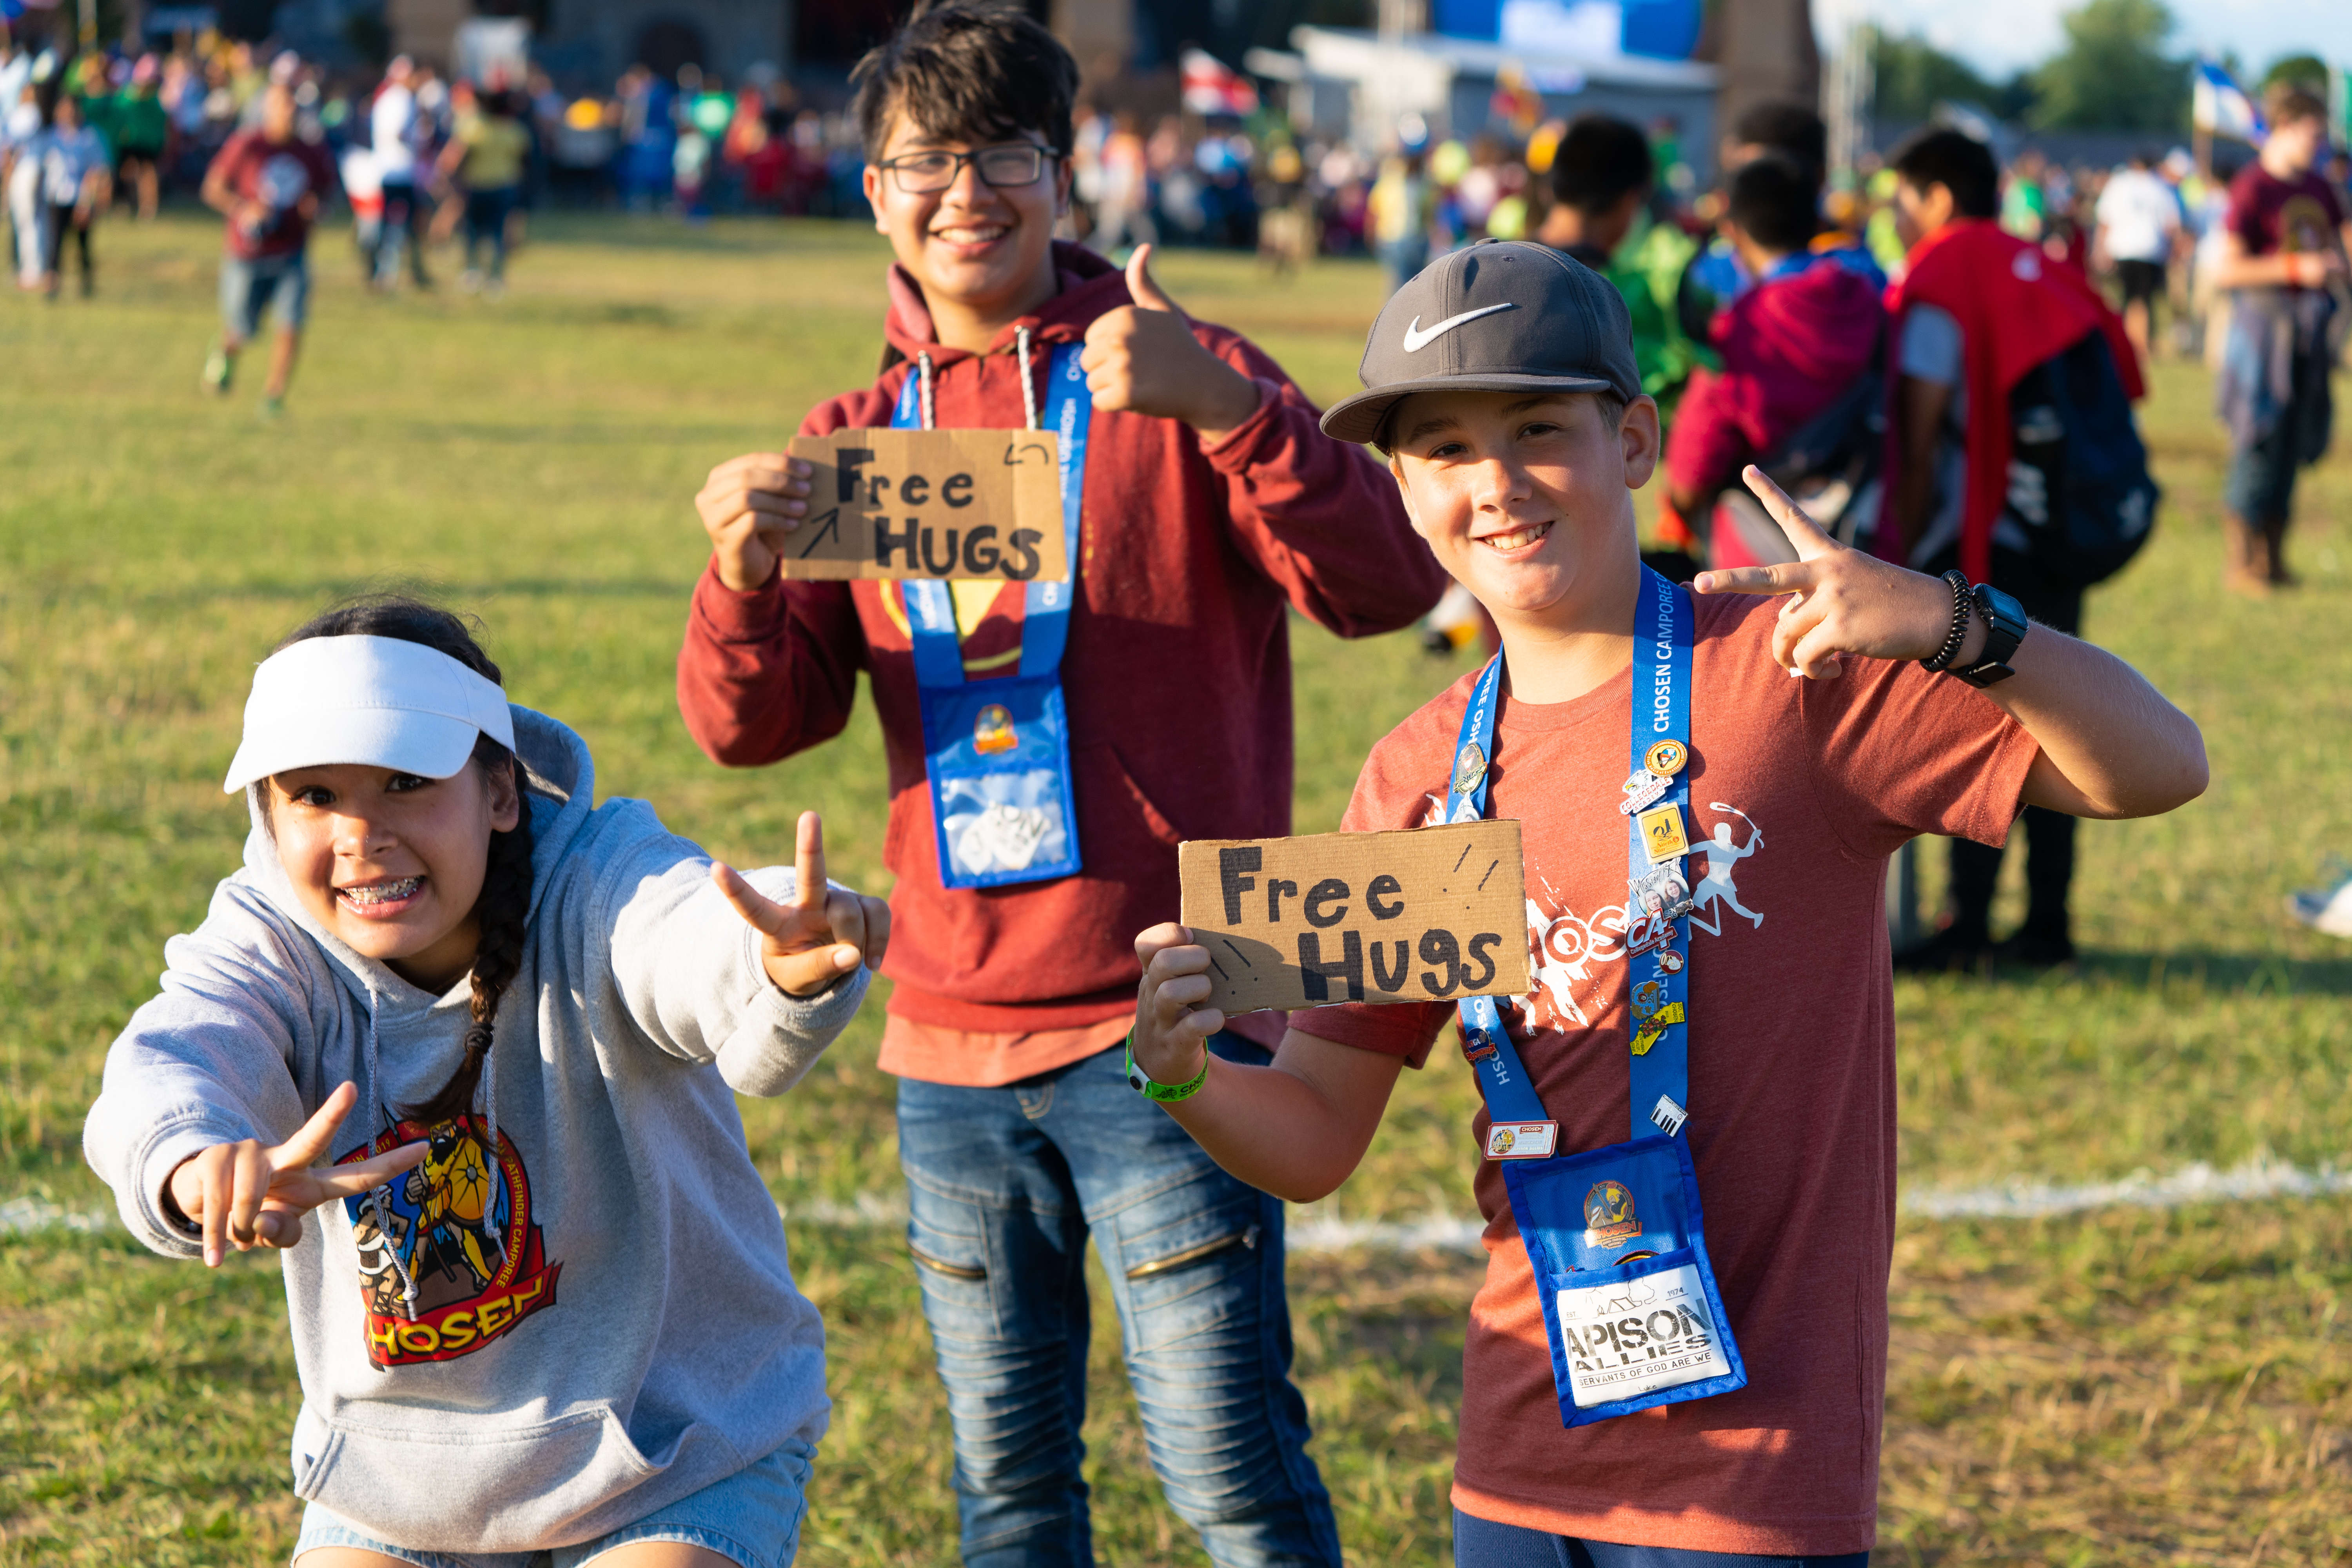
left=1124, top=1031, right=1209, bottom=1103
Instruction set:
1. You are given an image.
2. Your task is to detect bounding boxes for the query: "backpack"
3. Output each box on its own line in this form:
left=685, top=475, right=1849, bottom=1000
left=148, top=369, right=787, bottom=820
left=1755, top=365, right=1885, bottom=548
left=2001, top=330, right=2160, bottom=588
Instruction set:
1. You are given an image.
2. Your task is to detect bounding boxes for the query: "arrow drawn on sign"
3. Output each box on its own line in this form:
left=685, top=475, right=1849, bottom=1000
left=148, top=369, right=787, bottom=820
left=796, top=508, right=842, bottom=558
left=1003, top=440, right=1052, bottom=465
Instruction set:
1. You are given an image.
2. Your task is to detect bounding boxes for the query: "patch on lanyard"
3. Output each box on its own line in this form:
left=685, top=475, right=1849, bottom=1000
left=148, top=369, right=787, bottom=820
left=1553, top=1262, right=1735, bottom=1408
left=1485, top=1121, right=1559, bottom=1160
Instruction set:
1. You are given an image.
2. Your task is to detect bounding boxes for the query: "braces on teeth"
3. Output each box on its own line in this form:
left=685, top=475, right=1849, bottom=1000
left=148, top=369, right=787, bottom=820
left=343, top=878, right=423, bottom=906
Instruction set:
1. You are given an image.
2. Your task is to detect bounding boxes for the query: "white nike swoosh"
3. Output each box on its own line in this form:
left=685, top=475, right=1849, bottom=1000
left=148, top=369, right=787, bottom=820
left=1401, top=302, right=1519, bottom=352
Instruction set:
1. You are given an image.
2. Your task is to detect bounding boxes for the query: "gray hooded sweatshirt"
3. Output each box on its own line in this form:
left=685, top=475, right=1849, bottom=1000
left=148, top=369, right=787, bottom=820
left=83, top=708, right=867, bottom=1554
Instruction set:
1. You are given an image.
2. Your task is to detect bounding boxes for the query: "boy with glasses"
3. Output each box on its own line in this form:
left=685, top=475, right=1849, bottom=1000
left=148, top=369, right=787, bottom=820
left=675, top=3, right=1443, bottom=1563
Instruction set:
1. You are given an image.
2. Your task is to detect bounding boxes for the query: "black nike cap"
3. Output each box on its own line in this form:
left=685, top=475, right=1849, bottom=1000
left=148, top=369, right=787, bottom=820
left=1321, top=239, right=1644, bottom=446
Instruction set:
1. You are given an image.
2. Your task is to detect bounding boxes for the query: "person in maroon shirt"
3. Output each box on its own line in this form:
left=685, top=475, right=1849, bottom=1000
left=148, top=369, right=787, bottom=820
left=2209, top=82, right=2352, bottom=594
left=200, top=81, right=338, bottom=417
left=674, top=5, right=1441, bottom=1563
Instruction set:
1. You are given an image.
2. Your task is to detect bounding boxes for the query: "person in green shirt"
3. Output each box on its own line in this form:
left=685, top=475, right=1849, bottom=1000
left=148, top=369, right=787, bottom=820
left=436, top=88, right=532, bottom=294
left=111, top=56, right=170, bottom=221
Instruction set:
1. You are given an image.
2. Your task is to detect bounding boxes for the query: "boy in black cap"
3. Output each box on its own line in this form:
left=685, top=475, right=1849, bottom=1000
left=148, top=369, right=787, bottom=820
left=1124, top=241, right=2206, bottom=1563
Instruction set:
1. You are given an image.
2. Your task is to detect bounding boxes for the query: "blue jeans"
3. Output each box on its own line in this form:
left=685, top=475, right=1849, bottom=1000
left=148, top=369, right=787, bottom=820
left=897, top=1034, right=1339, bottom=1568
left=290, top=1437, right=813, bottom=1566
left=1453, top=1510, right=1869, bottom=1568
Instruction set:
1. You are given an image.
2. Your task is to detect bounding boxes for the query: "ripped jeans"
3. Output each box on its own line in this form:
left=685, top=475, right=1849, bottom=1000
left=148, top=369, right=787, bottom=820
left=896, top=1034, right=1339, bottom=1568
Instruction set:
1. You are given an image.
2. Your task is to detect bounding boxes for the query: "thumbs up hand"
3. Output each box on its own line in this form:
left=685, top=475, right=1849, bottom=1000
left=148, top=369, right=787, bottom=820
left=711, top=811, right=892, bottom=997
left=1693, top=466, right=1988, bottom=681
left=1079, top=245, right=1263, bottom=441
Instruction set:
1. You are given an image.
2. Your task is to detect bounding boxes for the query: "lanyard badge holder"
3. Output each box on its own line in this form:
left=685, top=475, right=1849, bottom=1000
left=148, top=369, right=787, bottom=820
left=893, top=336, right=1090, bottom=889
left=1450, top=567, right=1747, bottom=1427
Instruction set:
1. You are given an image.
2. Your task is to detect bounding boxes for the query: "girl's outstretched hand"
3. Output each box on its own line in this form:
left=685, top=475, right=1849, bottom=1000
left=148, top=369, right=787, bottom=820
left=167, top=1082, right=427, bottom=1268
left=1692, top=465, right=1969, bottom=680
left=712, top=809, right=891, bottom=996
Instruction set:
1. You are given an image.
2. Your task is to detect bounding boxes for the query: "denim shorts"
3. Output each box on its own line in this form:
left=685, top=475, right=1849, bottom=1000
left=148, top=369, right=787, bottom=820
left=290, top=1436, right=813, bottom=1568
left=220, top=249, right=310, bottom=340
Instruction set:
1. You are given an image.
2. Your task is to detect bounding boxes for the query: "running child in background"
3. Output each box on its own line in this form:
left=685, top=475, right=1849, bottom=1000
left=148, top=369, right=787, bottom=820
left=677, top=4, right=1441, bottom=1561
left=1128, top=241, right=2205, bottom=1565
left=2207, top=82, right=2352, bottom=596
left=1662, top=152, right=1884, bottom=570
left=201, top=81, right=337, bottom=418
left=84, top=595, right=888, bottom=1566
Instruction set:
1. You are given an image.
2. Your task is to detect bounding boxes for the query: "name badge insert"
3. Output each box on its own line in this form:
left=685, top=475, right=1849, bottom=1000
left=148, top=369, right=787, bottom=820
left=1446, top=568, right=1747, bottom=1428
left=896, top=343, right=1092, bottom=890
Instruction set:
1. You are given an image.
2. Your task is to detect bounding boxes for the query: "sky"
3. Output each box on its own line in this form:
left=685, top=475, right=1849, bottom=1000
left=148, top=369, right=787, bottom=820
left=1811, top=0, right=2351, bottom=80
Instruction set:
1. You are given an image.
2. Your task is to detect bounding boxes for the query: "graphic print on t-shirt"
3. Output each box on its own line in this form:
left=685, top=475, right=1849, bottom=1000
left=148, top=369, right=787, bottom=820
left=2276, top=194, right=2337, bottom=258
left=336, top=1113, right=562, bottom=1368
left=1422, top=792, right=1769, bottom=1032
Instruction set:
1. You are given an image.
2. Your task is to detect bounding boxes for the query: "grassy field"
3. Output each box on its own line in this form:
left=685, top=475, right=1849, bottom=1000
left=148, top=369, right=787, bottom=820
left=2, top=211, right=2349, bottom=1566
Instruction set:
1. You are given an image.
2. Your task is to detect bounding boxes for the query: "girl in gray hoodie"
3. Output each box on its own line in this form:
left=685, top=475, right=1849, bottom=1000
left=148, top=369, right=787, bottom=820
left=83, top=597, right=887, bottom=1567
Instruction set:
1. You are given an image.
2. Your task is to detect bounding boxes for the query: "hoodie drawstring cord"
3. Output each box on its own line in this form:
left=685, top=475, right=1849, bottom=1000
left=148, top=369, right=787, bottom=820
left=479, top=1032, right=507, bottom=1266
left=916, top=351, right=935, bottom=431
left=1014, top=325, right=1039, bottom=432
left=359, top=1004, right=422, bottom=1319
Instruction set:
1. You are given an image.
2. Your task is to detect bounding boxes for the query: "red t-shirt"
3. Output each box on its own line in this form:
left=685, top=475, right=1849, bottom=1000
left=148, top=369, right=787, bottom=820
left=2225, top=163, right=2347, bottom=287
left=1291, top=592, right=2038, bottom=1555
left=208, top=130, right=339, bottom=260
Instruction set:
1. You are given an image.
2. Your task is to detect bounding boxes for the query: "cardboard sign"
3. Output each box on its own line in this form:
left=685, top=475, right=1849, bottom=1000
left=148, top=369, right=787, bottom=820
left=779, top=428, right=1068, bottom=582
left=1177, top=820, right=1530, bottom=1015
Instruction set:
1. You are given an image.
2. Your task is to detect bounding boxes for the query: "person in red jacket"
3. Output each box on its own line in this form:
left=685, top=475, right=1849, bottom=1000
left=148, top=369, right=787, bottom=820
left=1876, top=127, right=2145, bottom=973
left=675, top=4, right=1442, bottom=1563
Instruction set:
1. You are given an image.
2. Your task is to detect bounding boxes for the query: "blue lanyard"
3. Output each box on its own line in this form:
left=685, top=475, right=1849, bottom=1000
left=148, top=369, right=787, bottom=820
left=1449, top=566, right=1695, bottom=1143
left=890, top=343, right=1091, bottom=687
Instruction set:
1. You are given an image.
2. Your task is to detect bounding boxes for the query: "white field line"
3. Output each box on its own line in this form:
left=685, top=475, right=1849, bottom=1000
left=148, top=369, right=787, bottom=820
left=11, top=1156, right=2349, bottom=1245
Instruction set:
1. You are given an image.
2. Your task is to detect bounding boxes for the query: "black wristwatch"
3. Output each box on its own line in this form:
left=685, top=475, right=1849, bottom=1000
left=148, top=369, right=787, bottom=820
left=1949, top=583, right=2028, bottom=688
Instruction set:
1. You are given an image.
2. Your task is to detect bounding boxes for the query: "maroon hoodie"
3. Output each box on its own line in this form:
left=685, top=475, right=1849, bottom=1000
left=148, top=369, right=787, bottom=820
left=678, top=242, right=1444, bottom=1075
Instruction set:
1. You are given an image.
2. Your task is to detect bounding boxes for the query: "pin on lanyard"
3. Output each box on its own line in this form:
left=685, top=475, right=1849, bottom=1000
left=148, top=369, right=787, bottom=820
left=1624, top=568, right=1694, bottom=1143
left=1448, top=566, right=1696, bottom=1151
left=891, top=329, right=1089, bottom=686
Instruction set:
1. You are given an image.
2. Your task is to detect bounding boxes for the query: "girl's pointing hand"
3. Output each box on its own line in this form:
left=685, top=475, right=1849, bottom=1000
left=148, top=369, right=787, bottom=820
left=713, top=810, right=892, bottom=997
left=167, top=1082, right=428, bottom=1268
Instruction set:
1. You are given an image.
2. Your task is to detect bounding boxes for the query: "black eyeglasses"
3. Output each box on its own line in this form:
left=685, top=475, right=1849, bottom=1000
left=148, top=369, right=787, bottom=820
left=878, top=144, right=1057, bottom=194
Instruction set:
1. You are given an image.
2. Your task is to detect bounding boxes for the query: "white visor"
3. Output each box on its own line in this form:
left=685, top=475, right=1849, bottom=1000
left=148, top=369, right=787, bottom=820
left=223, top=634, right=517, bottom=794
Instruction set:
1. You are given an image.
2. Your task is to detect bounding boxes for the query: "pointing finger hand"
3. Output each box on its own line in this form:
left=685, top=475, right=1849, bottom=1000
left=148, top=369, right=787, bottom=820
left=271, top=1082, right=359, bottom=1174
left=306, top=1140, right=430, bottom=1206
left=1740, top=466, right=1839, bottom=560
left=794, top=811, right=827, bottom=913
left=712, top=861, right=791, bottom=940
left=1693, top=560, right=1820, bottom=598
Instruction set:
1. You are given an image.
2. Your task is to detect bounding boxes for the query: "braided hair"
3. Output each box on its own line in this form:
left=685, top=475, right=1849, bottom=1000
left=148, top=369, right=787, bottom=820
left=257, top=595, right=535, bottom=1125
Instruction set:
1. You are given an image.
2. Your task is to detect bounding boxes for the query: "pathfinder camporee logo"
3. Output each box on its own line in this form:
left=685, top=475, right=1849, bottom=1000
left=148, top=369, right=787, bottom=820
left=1583, top=1179, right=1642, bottom=1250
left=338, top=1113, right=562, bottom=1368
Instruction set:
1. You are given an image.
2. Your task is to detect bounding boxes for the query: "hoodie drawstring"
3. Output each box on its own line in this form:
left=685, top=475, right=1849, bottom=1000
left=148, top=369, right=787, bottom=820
left=916, top=351, right=935, bottom=431
left=480, top=1036, right=507, bottom=1266
left=1014, top=325, right=1039, bottom=432
left=359, top=1004, right=422, bottom=1320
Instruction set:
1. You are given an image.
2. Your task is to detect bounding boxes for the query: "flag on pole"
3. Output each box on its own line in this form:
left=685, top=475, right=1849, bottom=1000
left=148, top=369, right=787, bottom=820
left=2192, top=58, right=2266, bottom=145
left=1180, top=49, right=1258, bottom=118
